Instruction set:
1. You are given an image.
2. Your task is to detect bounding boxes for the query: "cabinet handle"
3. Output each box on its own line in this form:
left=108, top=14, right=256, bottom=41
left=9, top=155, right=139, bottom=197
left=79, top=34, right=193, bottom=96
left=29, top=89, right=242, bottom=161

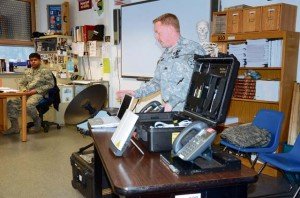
left=267, top=8, right=275, bottom=20
left=249, top=12, right=255, bottom=22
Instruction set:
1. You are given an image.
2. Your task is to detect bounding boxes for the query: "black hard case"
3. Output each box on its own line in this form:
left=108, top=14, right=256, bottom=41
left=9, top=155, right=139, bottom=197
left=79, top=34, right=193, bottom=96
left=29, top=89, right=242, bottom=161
left=136, top=54, right=240, bottom=152
left=70, top=144, right=113, bottom=198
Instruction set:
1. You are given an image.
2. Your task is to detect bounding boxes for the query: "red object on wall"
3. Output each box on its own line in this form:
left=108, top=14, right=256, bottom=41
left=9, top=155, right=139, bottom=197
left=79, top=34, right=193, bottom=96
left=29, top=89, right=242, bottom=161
left=83, top=25, right=95, bottom=42
left=78, top=0, right=92, bottom=11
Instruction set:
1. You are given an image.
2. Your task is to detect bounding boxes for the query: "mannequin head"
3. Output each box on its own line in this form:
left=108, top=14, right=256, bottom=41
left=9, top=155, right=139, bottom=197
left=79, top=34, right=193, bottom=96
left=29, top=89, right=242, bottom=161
left=197, top=20, right=209, bottom=43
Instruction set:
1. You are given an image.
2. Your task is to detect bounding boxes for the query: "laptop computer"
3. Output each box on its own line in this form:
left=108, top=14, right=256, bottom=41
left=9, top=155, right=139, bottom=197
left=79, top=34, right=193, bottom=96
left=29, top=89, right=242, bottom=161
left=88, top=94, right=134, bottom=128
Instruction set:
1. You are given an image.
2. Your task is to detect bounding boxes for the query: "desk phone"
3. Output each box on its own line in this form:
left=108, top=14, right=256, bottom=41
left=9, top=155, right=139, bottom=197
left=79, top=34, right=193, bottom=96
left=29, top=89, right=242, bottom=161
left=172, top=121, right=216, bottom=161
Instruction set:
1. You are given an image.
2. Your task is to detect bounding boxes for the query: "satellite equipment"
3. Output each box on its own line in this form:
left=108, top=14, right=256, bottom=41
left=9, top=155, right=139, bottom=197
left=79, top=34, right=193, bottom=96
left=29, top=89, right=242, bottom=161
left=64, top=84, right=107, bottom=125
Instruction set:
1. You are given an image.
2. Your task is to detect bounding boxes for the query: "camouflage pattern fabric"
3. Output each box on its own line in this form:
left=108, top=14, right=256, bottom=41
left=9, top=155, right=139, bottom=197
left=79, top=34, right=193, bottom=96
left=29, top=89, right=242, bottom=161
left=220, top=123, right=271, bottom=148
left=7, top=94, right=43, bottom=119
left=134, top=36, right=205, bottom=111
left=19, top=66, right=54, bottom=95
left=7, top=66, right=54, bottom=119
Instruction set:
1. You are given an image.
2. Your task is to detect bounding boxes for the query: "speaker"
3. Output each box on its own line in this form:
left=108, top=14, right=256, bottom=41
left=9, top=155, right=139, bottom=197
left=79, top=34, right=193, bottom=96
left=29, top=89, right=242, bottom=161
left=113, top=9, right=121, bottom=45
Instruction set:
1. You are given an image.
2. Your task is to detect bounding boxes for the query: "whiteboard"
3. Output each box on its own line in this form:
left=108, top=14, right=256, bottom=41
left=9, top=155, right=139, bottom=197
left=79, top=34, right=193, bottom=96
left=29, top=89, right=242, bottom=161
left=121, top=0, right=211, bottom=78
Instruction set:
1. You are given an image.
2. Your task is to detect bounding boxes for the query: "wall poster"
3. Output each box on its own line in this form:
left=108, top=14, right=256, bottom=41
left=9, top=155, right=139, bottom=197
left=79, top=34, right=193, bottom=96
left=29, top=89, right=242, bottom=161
left=47, top=5, right=62, bottom=31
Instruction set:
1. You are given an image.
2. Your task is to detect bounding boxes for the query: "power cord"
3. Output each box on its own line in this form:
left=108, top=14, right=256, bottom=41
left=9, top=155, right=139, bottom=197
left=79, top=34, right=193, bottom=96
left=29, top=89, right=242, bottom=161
left=152, top=120, right=192, bottom=128
left=132, top=99, right=139, bottom=113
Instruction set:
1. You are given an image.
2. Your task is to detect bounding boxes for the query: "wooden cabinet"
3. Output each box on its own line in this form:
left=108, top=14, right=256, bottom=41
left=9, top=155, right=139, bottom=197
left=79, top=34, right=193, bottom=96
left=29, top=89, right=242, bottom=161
left=226, top=10, right=243, bottom=34
left=243, top=7, right=262, bottom=32
left=262, top=3, right=297, bottom=31
left=211, top=31, right=299, bottom=150
left=213, top=3, right=296, bottom=35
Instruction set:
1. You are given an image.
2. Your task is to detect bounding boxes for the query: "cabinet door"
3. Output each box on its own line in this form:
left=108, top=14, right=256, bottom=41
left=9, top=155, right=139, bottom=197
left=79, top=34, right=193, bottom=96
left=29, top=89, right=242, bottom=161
left=227, top=10, right=243, bottom=34
left=262, top=5, right=281, bottom=31
left=243, top=7, right=262, bottom=32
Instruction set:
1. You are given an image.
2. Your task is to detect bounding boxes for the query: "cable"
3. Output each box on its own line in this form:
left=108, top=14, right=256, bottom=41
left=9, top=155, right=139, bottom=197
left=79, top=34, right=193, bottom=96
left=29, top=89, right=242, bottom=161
left=87, top=55, right=92, bottom=80
left=80, top=56, right=87, bottom=80
left=132, top=99, right=139, bottom=113
left=152, top=120, right=192, bottom=128
left=116, top=46, right=121, bottom=91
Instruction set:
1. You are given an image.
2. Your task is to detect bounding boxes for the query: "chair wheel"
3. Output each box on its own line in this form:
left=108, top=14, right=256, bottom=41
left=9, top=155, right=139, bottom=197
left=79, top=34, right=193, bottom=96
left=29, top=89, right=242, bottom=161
left=44, top=125, right=49, bottom=133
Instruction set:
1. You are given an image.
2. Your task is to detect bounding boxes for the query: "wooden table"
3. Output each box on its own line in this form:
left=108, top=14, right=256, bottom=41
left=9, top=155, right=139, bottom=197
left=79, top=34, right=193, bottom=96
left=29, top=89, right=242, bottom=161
left=92, top=132, right=258, bottom=198
left=0, top=92, right=28, bottom=142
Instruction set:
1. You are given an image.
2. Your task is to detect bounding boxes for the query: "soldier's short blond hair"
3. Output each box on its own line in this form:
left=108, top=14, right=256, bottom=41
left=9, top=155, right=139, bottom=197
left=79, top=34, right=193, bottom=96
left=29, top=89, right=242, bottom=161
left=153, top=13, right=180, bottom=33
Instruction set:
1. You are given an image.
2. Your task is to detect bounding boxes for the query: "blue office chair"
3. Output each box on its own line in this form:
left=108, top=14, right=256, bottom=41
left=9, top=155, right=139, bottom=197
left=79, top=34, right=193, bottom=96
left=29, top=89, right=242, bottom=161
left=27, top=74, right=61, bottom=133
left=221, top=109, right=284, bottom=168
left=257, top=135, right=300, bottom=198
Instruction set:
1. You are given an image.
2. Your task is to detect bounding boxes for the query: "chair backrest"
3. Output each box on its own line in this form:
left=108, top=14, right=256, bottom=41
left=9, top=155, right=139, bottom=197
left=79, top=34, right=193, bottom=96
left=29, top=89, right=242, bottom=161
left=36, top=74, right=60, bottom=115
left=289, top=134, right=300, bottom=157
left=252, top=109, right=284, bottom=151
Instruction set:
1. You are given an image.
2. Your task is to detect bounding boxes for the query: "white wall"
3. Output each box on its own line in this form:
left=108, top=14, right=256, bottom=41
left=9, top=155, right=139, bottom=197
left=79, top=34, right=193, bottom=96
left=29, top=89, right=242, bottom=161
left=221, top=0, right=300, bottom=82
left=35, top=0, right=66, bottom=32
left=35, top=0, right=300, bottom=109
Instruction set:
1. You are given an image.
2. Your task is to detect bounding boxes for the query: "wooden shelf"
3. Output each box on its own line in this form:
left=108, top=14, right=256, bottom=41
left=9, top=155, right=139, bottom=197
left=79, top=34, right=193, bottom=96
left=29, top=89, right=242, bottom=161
left=239, top=67, right=281, bottom=70
left=36, top=51, right=57, bottom=54
left=232, top=98, right=279, bottom=104
left=211, top=31, right=291, bottom=42
left=0, top=39, right=34, bottom=47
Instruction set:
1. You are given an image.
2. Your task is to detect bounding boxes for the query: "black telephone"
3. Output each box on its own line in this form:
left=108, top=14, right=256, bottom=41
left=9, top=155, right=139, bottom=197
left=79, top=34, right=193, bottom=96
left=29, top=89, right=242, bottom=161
left=172, top=121, right=216, bottom=161
left=139, top=101, right=164, bottom=113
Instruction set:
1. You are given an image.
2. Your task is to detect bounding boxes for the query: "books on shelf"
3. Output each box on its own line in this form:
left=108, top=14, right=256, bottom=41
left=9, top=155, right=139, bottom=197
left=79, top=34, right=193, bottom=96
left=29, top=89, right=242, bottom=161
left=72, top=25, right=96, bottom=43
left=83, top=25, right=95, bottom=42
left=233, top=78, right=256, bottom=99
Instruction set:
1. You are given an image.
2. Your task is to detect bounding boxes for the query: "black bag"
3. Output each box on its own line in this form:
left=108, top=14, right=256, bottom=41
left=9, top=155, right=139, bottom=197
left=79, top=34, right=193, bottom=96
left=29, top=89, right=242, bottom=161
left=70, top=143, right=114, bottom=198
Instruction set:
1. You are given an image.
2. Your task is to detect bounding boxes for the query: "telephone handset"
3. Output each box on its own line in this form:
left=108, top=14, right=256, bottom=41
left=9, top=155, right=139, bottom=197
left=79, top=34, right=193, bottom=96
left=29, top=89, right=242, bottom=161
left=140, top=101, right=164, bottom=113
left=172, top=121, right=216, bottom=161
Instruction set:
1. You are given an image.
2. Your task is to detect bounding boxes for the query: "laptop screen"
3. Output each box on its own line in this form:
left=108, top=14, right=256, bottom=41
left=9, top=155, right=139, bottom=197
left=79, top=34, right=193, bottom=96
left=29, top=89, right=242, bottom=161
left=117, top=94, right=133, bottom=119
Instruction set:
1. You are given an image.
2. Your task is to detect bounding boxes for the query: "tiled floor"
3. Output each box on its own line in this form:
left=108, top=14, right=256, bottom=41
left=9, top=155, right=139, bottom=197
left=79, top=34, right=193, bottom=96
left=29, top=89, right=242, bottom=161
left=0, top=126, right=299, bottom=198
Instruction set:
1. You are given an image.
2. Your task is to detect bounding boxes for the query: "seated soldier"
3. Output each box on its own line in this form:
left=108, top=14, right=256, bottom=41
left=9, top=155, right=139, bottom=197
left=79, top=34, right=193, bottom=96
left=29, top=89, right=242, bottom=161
left=4, top=53, right=54, bottom=135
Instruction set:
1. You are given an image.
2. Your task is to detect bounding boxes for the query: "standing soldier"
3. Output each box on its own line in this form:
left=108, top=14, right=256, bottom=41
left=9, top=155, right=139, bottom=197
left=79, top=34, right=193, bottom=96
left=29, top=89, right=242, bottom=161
left=4, top=53, right=54, bottom=135
left=117, top=13, right=205, bottom=111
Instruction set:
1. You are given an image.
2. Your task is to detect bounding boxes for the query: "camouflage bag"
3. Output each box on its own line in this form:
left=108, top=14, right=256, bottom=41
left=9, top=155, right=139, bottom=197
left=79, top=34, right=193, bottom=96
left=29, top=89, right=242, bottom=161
left=221, top=123, right=271, bottom=148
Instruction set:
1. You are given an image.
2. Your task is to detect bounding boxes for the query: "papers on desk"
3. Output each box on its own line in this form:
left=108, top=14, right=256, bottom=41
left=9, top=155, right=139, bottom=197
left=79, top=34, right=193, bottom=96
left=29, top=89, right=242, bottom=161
left=0, top=87, right=19, bottom=93
left=91, top=127, right=116, bottom=133
left=71, top=80, right=92, bottom=85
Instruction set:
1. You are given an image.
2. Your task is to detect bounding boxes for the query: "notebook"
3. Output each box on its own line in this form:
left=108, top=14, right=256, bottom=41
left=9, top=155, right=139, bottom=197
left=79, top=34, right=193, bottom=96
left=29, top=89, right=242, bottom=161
left=88, top=94, right=134, bottom=128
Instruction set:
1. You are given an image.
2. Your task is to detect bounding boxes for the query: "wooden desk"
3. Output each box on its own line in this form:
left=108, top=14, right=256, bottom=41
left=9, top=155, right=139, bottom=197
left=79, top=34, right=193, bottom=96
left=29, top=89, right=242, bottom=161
left=0, top=92, right=28, bottom=142
left=92, top=132, right=258, bottom=198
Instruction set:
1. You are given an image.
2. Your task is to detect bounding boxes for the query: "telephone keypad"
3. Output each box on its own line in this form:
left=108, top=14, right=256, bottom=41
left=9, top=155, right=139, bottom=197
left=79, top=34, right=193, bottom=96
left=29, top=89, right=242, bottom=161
left=178, top=130, right=216, bottom=160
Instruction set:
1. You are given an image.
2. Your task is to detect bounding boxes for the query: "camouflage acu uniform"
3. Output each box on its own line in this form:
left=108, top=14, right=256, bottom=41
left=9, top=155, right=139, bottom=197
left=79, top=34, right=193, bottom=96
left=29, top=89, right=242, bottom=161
left=134, top=36, right=205, bottom=111
left=7, top=67, right=54, bottom=119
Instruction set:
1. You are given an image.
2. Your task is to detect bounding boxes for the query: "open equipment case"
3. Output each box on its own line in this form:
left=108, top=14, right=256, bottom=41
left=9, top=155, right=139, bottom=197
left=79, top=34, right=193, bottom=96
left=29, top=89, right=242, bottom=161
left=136, top=54, right=240, bottom=152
